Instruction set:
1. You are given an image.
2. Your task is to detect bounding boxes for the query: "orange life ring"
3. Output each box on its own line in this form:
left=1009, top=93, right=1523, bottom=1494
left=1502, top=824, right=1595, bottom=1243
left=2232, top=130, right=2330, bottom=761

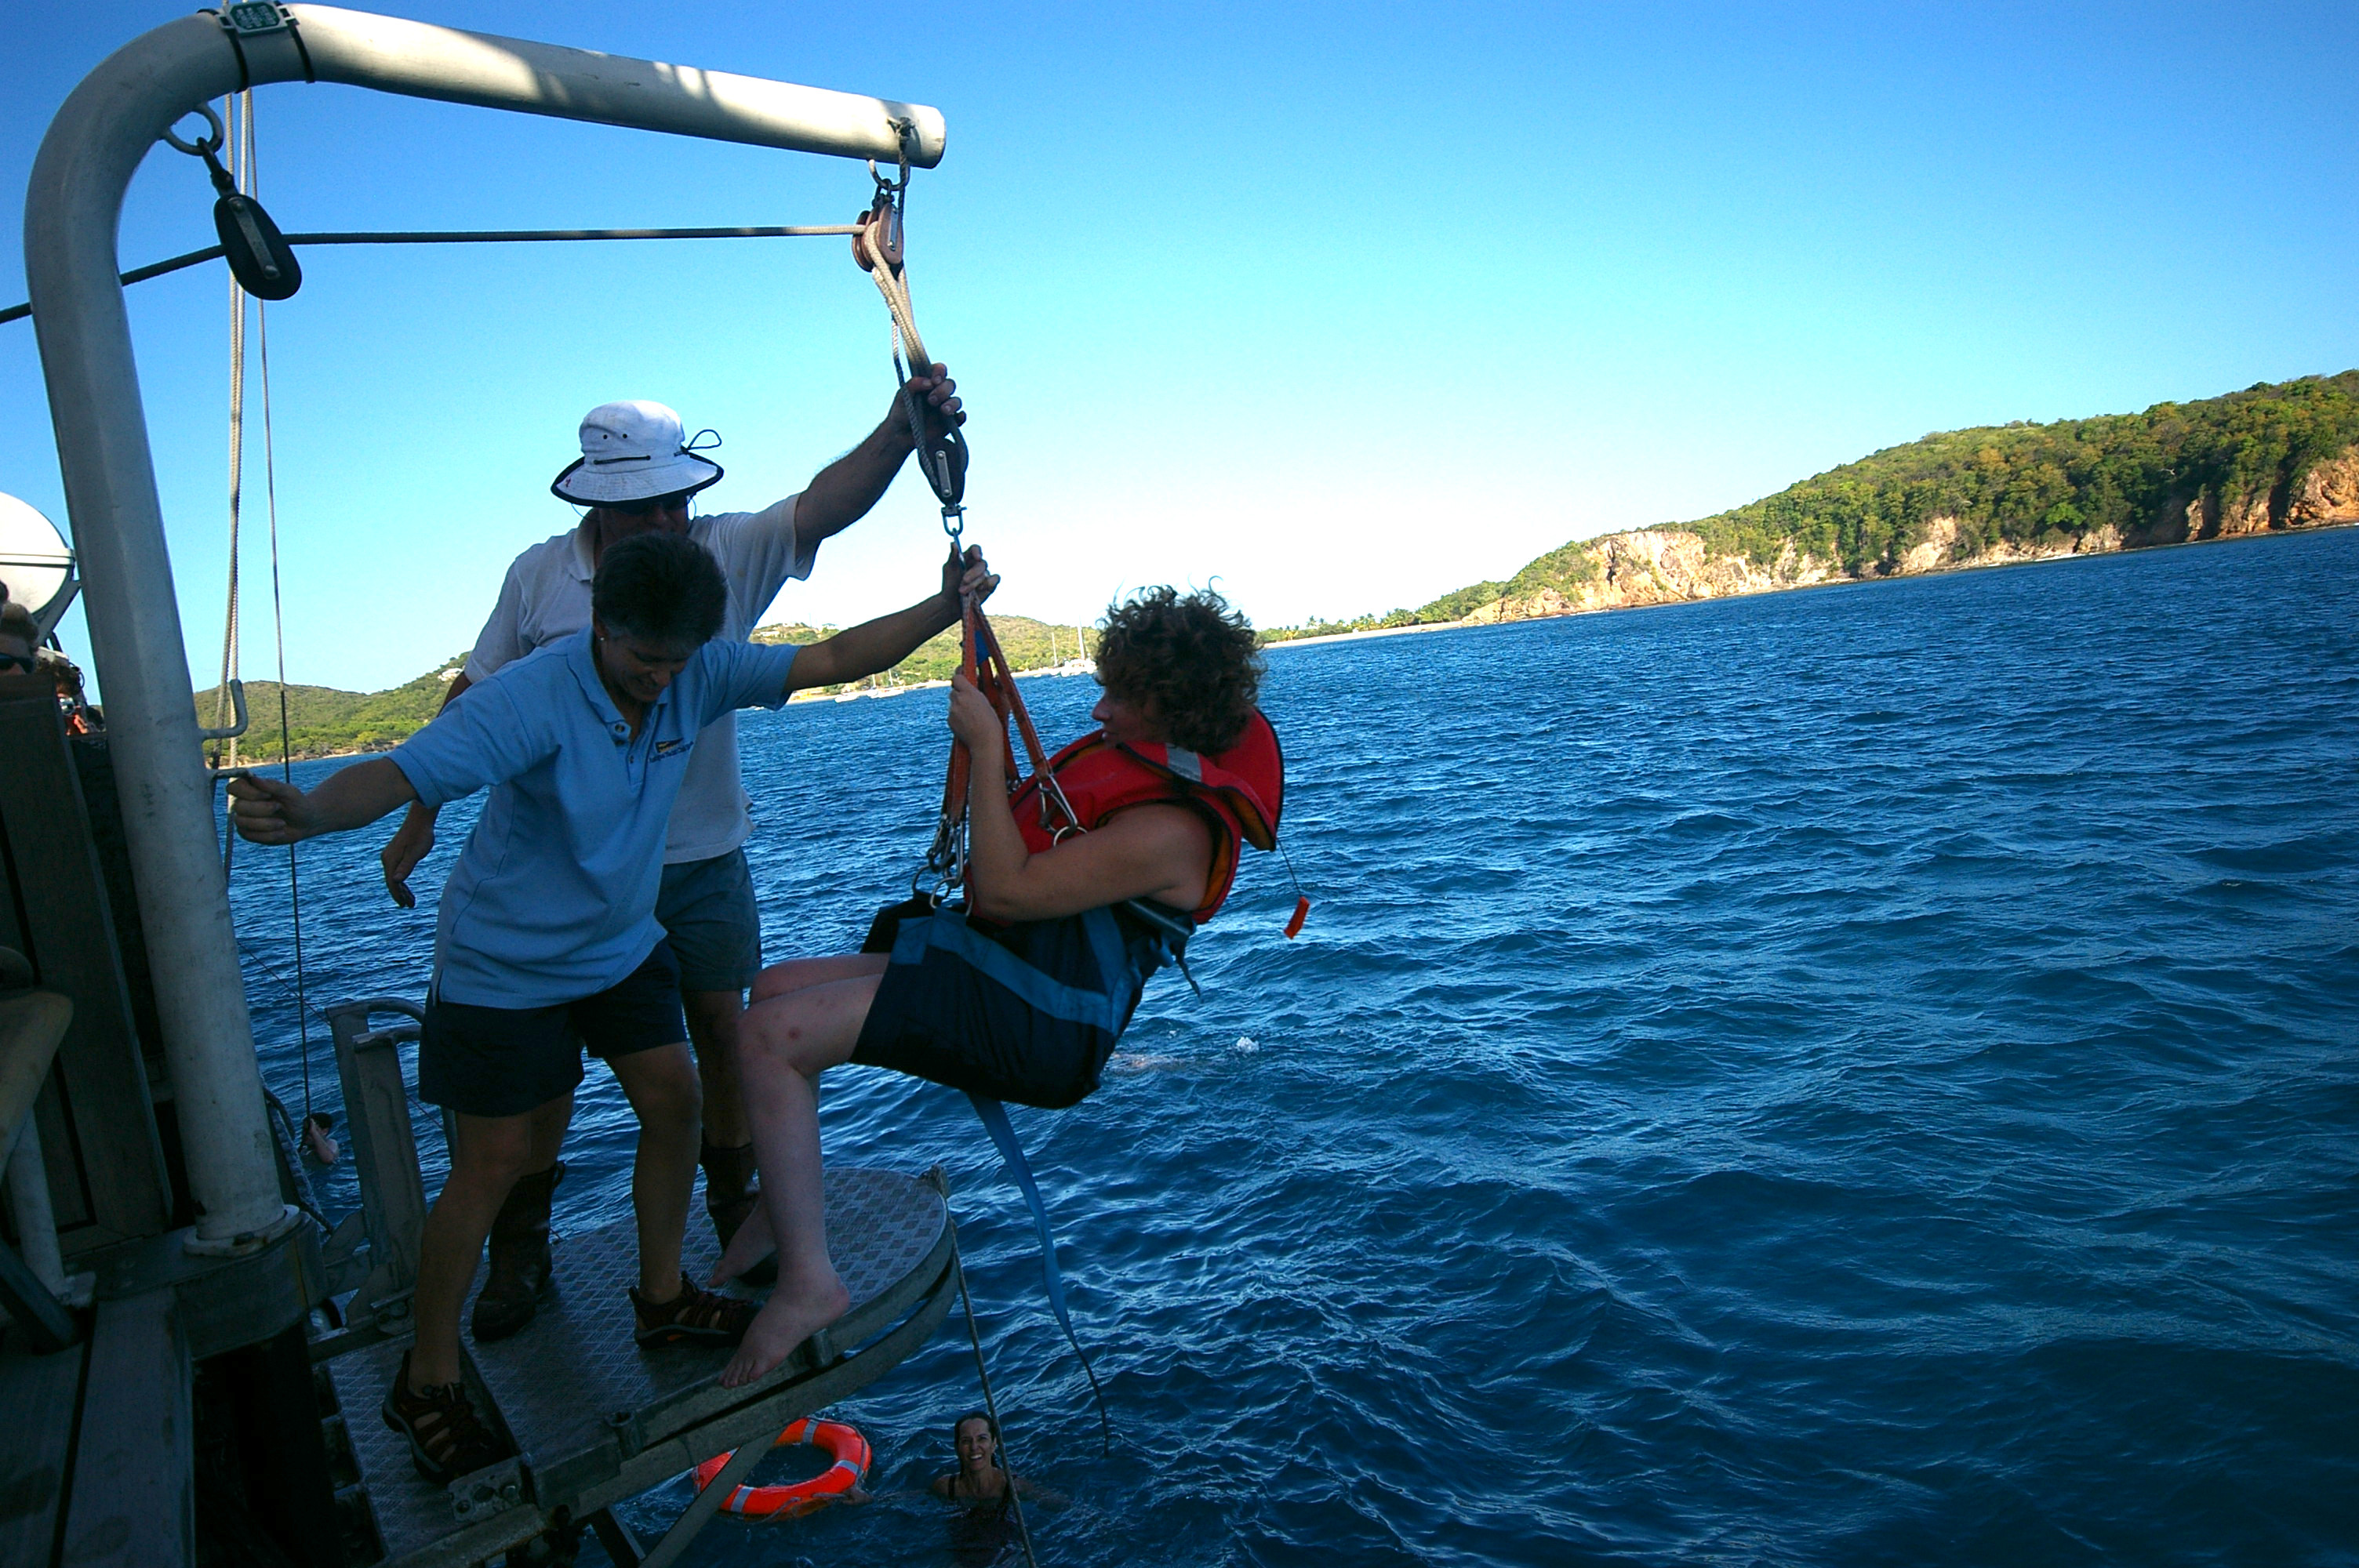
left=692, top=1418, right=871, bottom=1521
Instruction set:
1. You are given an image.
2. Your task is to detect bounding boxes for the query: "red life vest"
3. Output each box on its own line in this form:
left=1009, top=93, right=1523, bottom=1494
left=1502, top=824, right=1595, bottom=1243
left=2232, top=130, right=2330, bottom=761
left=1008, top=710, right=1284, bottom=924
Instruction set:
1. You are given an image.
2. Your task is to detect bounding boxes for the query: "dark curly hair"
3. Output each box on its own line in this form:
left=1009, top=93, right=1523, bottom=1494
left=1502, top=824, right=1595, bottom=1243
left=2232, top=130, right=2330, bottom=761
left=1094, top=586, right=1263, bottom=754
left=592, top=532, right=726, bottom=647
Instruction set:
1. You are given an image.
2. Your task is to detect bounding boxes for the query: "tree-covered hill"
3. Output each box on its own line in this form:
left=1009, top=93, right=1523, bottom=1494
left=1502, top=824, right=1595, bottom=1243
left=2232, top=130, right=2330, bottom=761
left=1261, top=372, right=2359, bottom=640
left=749, top=613, right=1095, bottom=693
left=1685, top=370, right=2359, bottom=573
left=194, top=657, right=466, bottom=763
left=191, top=615, right=1097, bottom=760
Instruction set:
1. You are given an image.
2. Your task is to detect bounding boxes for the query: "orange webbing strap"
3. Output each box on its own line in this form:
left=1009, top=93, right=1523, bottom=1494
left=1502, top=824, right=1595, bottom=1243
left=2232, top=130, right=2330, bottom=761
left=929, top=587, right=1081, bottom=891
left=973, top=610, right=1056, bottom=778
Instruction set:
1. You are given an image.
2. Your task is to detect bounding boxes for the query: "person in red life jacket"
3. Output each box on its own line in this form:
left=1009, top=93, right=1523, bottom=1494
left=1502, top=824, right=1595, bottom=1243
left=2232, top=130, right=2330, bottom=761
left=711, top=586, right=1281, bottom=1386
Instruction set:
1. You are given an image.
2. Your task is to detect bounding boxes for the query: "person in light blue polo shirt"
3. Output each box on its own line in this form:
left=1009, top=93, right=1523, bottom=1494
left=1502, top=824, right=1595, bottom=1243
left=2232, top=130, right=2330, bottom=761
left=229, top=531, right=995, bottom=1484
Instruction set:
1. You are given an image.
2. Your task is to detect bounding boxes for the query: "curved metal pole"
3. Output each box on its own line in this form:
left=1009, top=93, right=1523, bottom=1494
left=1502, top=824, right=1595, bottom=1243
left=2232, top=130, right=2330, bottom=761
left=22, top=6, right=946, bottom=1253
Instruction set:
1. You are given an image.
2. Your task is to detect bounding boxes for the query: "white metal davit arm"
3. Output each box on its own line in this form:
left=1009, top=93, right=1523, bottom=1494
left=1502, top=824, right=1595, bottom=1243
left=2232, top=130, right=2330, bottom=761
left=24, top=5, right=947, bottom=1255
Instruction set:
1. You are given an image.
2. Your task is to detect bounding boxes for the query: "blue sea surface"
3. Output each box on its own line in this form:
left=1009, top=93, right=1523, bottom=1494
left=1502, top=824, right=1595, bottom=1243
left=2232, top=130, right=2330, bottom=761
left=229, top=527, right=2359, bottom=1566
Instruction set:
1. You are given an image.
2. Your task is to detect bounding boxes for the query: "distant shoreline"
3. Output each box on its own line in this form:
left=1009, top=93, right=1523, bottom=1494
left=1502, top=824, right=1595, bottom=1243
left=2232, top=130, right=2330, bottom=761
left=1261, top=619, right=1473, bottom=652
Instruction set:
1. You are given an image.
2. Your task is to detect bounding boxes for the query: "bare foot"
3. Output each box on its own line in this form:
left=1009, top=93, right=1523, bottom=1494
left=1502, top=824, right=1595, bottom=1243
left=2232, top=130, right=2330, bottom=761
left=709, top=1203, right=778, bottom=1286
left=718, top=1269, right=849, bottom=1388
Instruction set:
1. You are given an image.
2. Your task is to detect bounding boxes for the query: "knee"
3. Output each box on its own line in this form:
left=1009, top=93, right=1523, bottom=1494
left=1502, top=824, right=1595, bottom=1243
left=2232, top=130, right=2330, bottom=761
left=631, top=1052, right=704, bottom=1134
left=683, top=988, right=742, bottom=1047
left=452, top=1120, right=536, bottom=1189
left=735, top=996, right=813, bottom=1069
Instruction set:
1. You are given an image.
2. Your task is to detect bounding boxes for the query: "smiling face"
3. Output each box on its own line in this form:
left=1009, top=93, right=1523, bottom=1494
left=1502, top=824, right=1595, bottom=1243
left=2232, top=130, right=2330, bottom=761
left=592, top=618, right=698, bottom=709
left=954, top=1417, right=997, bottom=1475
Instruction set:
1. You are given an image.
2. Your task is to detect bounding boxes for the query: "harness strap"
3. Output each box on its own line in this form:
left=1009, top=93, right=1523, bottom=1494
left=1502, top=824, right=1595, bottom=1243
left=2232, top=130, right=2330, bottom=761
left=964, top=1092, right=1114, bottom=1448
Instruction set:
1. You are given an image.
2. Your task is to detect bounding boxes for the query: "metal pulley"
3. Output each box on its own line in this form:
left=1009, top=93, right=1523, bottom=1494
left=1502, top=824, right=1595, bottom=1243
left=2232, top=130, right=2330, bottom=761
left=163, top=103, right=302, bottom=300
left=851, top=136, right=967, bottom=517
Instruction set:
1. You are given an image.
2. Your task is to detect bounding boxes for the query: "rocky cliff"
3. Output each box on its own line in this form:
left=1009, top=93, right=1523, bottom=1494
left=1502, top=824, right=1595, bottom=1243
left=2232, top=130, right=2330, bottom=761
left=1456, top=441, right=2359, bottom=627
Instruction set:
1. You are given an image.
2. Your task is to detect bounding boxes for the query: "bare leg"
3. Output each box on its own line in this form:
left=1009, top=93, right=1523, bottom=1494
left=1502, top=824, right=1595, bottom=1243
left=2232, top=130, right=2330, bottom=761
left=718, top=971, right=885, bottom=1388
left=710, top=1198, right=775, bottom=1286
left=603, top=1043, right=702, bottom=1300
left=522, top=1089, right=572, bottom=1173
left=411, top=1109, right=539, bottom=1388
left=749, top=953, right=889, bottom=1007
left=683, top=989, right=751, bottom=1147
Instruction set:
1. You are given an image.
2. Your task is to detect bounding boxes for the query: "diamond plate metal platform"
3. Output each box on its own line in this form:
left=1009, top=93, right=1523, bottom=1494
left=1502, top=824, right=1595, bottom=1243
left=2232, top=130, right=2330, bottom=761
left=326, top=1167, right=954, bottom=1568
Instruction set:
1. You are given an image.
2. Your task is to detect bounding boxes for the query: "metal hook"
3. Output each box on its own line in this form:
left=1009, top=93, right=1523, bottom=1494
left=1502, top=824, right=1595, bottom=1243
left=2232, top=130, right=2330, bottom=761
left=160, top=102, right=227, bottom=158
left=867, top=118, right=916, bottom=199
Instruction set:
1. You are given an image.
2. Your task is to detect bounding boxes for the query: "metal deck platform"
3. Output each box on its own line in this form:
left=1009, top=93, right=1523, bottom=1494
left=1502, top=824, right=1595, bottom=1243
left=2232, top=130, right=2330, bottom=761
left=327, top=1167, right=954, bottom=1567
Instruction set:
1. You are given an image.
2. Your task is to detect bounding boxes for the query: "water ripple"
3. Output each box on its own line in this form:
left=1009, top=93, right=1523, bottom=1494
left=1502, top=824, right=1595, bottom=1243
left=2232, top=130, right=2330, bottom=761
left=227, top=528, right=2359, bottom=1565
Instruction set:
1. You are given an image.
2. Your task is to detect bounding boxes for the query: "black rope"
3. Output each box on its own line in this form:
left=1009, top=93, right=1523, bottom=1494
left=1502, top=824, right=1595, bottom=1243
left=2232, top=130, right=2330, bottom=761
left=256, top=275, right=314, bottom=1123
left=0, top=224, right=862, bottom=324
left=953, top=1243, right=1041, bottom=1568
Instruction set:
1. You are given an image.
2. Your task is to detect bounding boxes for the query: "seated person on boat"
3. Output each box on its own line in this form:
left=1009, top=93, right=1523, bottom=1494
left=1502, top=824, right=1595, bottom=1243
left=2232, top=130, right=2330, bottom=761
left=710, top=586, right=1282, bottom=1386
left=228, top=532, right=996, bottom=1482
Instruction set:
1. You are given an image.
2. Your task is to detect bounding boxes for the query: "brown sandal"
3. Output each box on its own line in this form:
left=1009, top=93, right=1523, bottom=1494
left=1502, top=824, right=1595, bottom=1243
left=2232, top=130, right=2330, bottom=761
left=631, top=1272, right=760, bottom=1347
left=381, top=1350, right=510, bottom=1483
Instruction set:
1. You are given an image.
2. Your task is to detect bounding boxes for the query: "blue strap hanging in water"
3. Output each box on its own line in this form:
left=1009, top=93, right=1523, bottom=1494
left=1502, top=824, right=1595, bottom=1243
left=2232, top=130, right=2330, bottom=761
left=965, top=1092, right=1114, bottom=1450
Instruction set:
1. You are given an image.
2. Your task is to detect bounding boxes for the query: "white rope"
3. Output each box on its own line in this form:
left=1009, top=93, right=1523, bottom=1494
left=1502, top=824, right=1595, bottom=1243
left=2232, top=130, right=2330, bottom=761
left=210, top=90, right=251, bottom=767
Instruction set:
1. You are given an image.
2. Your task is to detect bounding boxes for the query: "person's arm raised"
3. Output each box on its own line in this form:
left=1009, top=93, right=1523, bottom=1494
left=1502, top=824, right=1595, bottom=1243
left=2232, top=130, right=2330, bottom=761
left=791, top=365, right=964, bottom=546
left=783, top=546, right=996, bottom=695
left=231, top=758, right=418, bottom=846
left=948, top=673, right=1215, bottom=924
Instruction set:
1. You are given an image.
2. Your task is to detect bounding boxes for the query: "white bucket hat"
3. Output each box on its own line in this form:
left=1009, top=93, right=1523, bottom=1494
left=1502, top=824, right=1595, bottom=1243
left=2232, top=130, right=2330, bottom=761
left=549, top=400, right=724, bottom=505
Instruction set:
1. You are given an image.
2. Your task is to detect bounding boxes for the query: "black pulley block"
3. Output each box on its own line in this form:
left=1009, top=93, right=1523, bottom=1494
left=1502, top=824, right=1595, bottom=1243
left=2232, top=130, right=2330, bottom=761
left=213, top=191, right=302, bottom=300
left=921, top=416, right=969, bottom=510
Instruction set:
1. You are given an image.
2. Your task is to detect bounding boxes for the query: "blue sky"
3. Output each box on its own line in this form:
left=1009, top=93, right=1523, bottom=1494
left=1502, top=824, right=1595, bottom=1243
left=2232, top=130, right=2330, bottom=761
left=6, top=2, right=2357, bottom=693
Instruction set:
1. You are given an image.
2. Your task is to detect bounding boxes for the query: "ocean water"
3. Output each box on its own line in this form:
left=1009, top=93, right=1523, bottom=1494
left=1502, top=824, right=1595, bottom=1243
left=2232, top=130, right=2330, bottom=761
left=227, top=526, right=2359, bottom=1566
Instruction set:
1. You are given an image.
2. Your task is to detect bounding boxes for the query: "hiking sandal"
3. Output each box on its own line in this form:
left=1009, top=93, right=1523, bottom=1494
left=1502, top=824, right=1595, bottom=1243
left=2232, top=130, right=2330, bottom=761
left=381, top=1350, right=511, bottom=1484
left=631, top=1272, right=760, bottom=1347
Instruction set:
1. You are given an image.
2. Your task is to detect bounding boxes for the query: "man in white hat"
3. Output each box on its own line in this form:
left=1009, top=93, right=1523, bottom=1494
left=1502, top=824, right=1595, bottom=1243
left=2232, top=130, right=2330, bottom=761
left=379, top=368, right=963, bottom=1339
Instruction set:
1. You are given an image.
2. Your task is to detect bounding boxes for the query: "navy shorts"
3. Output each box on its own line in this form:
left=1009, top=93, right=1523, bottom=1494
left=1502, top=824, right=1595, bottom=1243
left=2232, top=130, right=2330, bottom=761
left=419, top=943, right=688, bottom=1118
left=851, top=906, right=1163, bottom=1110
left=658, top=849, right=763, bottom=994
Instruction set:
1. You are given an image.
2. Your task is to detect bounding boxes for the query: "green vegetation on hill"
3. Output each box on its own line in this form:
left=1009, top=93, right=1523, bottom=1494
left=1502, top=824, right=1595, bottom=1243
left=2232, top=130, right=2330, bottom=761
left=751, top=614, right=1096, bottom=693
left=195, top=658, right=465, bottom=763
left=1686, top=370, right=2359, bottom=572
left=1259, top=372, right=2359, bottom=637
left=191, top=615, right=1099, bottom=758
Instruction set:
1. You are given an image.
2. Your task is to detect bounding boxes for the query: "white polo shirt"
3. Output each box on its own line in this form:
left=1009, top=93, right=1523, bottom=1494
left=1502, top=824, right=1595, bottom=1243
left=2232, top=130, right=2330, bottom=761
left=464, top=499, right=816, bottom=865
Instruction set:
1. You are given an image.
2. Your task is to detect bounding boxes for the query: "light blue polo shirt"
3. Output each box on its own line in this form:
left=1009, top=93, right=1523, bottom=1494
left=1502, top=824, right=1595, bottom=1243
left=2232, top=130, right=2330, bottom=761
left=390, top=629, right=799, bottom=1007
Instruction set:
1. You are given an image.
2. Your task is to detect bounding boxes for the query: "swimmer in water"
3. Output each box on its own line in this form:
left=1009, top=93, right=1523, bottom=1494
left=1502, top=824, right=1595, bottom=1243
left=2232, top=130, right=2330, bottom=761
left=930, top=1413, right=1064, bottom=1509
left=932, top=1412, right=1065, bottom=1566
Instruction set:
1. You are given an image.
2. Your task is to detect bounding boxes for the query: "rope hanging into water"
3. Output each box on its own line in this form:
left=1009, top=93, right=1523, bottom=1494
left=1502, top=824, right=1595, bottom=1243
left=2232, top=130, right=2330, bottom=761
left=208, top=93, right=248, bottom=774
left=953, top=1243, right=1041, bottom=1568
left=252, top=134, right=317, bottom=1127
left=203, top=91, right=318, bottom=1123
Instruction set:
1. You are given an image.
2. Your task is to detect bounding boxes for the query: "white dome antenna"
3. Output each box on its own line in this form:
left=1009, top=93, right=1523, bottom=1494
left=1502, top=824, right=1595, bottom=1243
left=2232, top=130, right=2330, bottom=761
left=0, top=492, right=77, bottom=638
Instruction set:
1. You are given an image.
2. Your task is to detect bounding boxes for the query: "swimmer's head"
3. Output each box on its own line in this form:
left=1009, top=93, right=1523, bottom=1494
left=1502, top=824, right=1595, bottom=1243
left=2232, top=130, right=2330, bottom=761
left=954, top=1412, right=999, bottom=1471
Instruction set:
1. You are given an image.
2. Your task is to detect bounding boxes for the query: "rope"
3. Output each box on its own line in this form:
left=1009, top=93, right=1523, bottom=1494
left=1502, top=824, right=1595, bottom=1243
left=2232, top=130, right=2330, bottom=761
left=256, top=228, right=314, bottom=1123
left=0, top=227, right=863, bottom=326
left=209, top=93, right=249, bottom=773
left=205, top=89, right=318, bottom=1124
left=954, top=1243, right=1041, bottom=1568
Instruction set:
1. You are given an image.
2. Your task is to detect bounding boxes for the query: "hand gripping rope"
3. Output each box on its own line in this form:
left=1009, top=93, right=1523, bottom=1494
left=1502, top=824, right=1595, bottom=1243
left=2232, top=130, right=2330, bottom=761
left=867, top=159, right=1113, bottom=1443
left=853, top=122, right=969, bottom=542
left=859, top=147, right=1111, bottom=1449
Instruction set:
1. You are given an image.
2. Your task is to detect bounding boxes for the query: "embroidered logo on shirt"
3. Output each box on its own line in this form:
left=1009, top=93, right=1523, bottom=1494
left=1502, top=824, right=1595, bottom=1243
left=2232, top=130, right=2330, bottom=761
left=653, top=738, right=691, bottom=757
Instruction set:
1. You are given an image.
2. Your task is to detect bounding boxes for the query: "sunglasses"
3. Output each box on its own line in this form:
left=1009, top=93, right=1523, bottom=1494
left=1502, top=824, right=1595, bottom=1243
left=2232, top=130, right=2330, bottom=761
left=610, top=491, right=694, bottom=517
